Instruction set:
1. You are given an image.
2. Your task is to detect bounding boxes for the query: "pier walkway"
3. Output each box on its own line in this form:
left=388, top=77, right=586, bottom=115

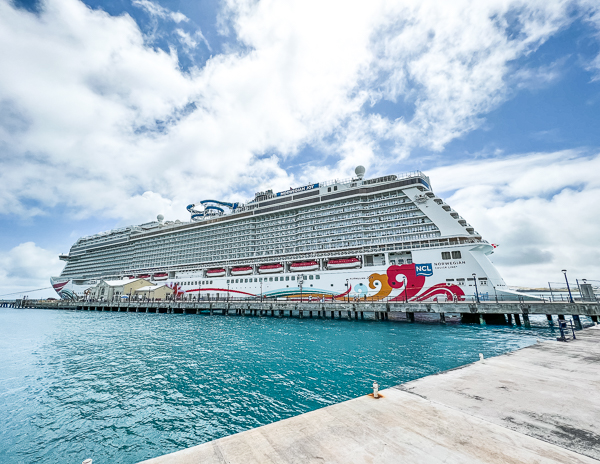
left=140, top=326, right=600, bottom=464
left=3, top=298, right=600, bottom=327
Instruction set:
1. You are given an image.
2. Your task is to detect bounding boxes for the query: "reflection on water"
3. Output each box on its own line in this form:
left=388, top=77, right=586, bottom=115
left=0, top=308, right=577, bottom=464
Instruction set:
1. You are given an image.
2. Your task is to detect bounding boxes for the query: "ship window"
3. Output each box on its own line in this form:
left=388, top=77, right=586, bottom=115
left=334, top=186, right=338, bottom=191
left=291, top=276, right=295, bottom=281
left=274, top=277, right=278, bottom=281
left=244, top=279, right=248, bottom=283
left=269, top=277, right=273, bottom=282
left=309, top=275, right=313, bottom=280
left=254, top=278, right=258, bottom=282
left=328, top=187, right=331, bottom=192
left=452, top=251, right=461, bottom=259
left=442, top=252, right=451, bottom=260
left=286, top=276, right=289, bottom=281
left=226, top=280, right=229, bottom=284
left=235, top=279, right=239, bottom=283
left=316, top=275, right=320, bottom=279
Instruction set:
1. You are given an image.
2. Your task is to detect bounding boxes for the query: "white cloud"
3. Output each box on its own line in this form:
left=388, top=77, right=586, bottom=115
left=0, top=242, right=63, bottom=298
left=175, top=28, right=211, bottom=52
left=0, top=0, right=599, bottom=230
left=427, top=151, right=600, bottom=287
left=132, top=0, right=188, bottom=23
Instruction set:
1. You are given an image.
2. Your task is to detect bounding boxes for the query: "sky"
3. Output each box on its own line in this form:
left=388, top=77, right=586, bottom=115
left=1, top=0, right=600, bottom=298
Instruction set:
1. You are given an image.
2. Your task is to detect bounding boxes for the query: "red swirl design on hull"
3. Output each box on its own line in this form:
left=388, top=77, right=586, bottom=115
left=368, top=264, right=465, bottom=302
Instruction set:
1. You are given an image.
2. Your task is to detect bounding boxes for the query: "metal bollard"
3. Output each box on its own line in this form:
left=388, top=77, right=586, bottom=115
left=373, top=381, right=379, bottom=398
left=479, top=353, right=484, bottom=361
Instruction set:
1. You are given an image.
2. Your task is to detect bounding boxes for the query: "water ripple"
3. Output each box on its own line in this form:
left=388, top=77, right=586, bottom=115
left=0, top=308, right=564, bottom=463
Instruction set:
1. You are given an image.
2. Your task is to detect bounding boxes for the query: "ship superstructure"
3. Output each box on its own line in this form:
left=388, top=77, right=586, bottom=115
left=52, top=167, right=509, bottom=302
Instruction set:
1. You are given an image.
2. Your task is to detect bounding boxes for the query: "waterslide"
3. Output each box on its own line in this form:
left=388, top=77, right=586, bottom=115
left=187, top=199, right=239, bottom=221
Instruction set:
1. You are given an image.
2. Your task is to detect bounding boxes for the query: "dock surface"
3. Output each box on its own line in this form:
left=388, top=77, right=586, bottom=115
left=140, top=326, right=600, bottom=463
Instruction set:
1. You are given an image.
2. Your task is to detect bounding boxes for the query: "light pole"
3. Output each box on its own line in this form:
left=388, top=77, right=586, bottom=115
left=472, top=273, right=480, bottom=304
left=260, top=279, right=263, bottom=302
left=562, top=269, right=574, bottom=303
left=493, top=285, right=498, bottom=303
left=346, top=279, right=349, bottom=303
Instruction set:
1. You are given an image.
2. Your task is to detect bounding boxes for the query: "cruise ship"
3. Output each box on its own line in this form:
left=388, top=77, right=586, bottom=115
left=51, top=166, right=511, bottom=302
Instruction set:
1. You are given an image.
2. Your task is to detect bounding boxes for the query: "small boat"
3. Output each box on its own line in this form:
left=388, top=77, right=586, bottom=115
left=231, top=266, right=253, bottom=276
left=258, top=264, right=284, bottom=274
left=206, top=268, right=226, bottom=277
left=290, top=261, right=319, bottom=272
left=153, top=272, right=168, bottom=280
left=326, top=258, right=361, bottom=269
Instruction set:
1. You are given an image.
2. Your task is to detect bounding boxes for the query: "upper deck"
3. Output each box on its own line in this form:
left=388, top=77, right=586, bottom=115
left=58, top=169, right=481, bottom=280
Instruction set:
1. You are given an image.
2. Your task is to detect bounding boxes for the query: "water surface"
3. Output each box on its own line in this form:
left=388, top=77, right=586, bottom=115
left=0, top=308, right=565, bottom=463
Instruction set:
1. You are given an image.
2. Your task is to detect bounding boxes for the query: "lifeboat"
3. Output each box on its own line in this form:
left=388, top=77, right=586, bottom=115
left=206, top=268, right=226, bottom=277
left=124, top=275, right=135, bottom=279
left=290, top=261, right=319, bottom=272
left=326, top=257, right=361, bottom=269
left=259, top=263, right=284, bottom=274
left=153, top=272, right=168, bottom=280
left=137, top=273, right=151, bottom=279
left=231, top=266, right=253, bottom=276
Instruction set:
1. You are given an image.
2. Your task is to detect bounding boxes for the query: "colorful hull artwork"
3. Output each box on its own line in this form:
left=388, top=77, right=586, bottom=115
left=51, top=263, right=473, bottom=301
left=366, top=264, right=464, bottom=301
left=163, top=263, right=466, bottom=302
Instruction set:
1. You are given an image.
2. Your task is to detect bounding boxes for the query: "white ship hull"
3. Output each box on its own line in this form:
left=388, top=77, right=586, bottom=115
left=161, top=244, right=511, bottom=302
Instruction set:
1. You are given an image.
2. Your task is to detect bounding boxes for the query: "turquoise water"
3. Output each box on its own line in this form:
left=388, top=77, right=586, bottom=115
left=0, top=308, right=564, bottom=464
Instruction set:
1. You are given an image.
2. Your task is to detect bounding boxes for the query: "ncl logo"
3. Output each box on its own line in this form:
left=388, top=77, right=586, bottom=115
left=415, top=263, right=433, bottom=276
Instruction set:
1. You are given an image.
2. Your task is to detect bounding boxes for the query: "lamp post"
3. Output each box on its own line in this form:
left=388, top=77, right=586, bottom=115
left=472, top=273, right=480, bottom=304
left=562, top=269, right=574, bottom=303
left=260, top=280, right=263, bottom=302
left=346, top=279, right=350, bottom=303
left=493, top=285, right=498, bottom=303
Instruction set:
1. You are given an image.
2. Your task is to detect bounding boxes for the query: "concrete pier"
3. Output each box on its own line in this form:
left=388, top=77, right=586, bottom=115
left=140, top=326, right=600, bottom=464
